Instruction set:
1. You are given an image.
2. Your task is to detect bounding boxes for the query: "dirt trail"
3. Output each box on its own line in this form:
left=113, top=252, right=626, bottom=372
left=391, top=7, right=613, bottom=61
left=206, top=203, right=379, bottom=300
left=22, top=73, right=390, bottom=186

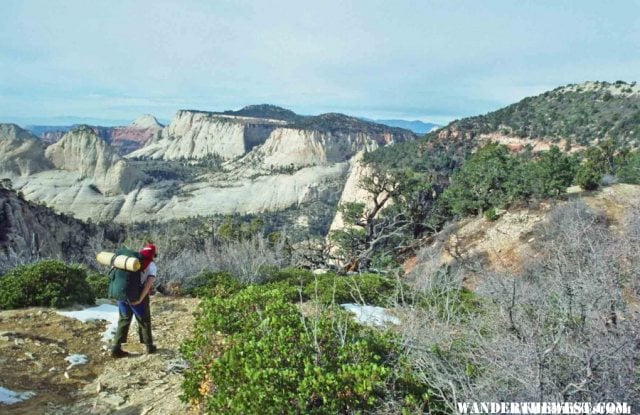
left=0, top=295, right=199, bottom=414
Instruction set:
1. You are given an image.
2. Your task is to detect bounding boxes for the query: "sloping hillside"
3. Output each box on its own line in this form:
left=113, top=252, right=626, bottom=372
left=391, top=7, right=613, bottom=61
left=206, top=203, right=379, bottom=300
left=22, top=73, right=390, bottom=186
left=433, top=81, right=640, bottom=147
left=406, top=183, right=640, bottom=285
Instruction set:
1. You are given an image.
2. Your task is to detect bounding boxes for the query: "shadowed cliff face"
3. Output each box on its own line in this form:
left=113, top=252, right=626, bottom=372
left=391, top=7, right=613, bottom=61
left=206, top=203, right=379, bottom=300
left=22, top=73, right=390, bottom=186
left=243, top=123, right=278, bottom=153
left=0, top=187, right=121, bottom=272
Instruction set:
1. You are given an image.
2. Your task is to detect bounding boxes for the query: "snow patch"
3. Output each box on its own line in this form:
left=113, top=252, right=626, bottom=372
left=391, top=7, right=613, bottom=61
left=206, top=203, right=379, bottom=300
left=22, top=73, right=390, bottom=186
left=57, top=304, right=120, bottom=342
left=340, top=304, right=400, bottom=327
left=0, top=386, right=36, bottom=405
left=65, top=354, right=89, bottom=370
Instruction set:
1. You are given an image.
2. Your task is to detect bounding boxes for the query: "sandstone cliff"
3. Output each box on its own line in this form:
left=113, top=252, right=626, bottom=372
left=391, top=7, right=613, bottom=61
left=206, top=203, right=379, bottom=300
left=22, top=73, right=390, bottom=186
left=44, top=126, right=146, bottom=195
left=242, top=128, right=385, bottom=171
left=328, top=152, right=378, bottom=232
left=3, top=107, right=414, bottom=225
left=128, top=110, right=283, bottom=160
left=129, top=109, right=414, bottom=166
left=0, top=124, right=52, bottom=176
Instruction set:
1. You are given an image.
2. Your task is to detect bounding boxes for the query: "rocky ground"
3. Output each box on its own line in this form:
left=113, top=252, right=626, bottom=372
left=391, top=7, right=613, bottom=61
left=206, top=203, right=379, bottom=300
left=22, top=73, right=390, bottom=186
left=0, top=295, right=199, bottom=415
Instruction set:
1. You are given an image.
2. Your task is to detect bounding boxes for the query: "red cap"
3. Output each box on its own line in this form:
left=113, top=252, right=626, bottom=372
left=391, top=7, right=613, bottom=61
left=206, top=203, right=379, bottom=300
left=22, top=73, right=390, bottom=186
left=140, top=243, right=157, bottom=259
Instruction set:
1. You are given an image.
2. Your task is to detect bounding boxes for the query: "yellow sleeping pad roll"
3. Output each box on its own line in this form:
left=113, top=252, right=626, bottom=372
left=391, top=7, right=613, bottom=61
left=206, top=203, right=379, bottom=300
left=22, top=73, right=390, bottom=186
left=96, top=252, right=141, bottom=272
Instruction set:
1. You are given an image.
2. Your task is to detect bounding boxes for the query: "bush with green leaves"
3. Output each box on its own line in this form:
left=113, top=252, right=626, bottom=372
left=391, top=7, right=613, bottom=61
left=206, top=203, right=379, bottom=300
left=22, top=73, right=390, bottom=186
left=183, top=270, right=245, bottom=298
left=616, top=150, right=640, bottom=184
left=443, top=144, right=579, bottom=217
left=531, top=145, right=578, bottom=196
left=263, top=267, right=315, bottom=286
left=181, top=284, right=432, bottom=414
left=302, top=272, right=401, bottom=306
left=575, top=161, right=602, bottom=190
left=85, top=271, right=108, bottom=298
left=483, top=207, right=499, bottom=221
left=419, top=284, right=481, bottom=321
left=441, top=143, right=524, bottom=216
left=0, top=260, right=95, bottom=309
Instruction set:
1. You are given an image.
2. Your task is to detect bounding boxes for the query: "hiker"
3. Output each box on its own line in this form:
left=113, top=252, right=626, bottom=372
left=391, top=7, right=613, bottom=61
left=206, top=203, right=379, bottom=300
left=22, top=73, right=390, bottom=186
left=111, top=243, right=158, bottom=357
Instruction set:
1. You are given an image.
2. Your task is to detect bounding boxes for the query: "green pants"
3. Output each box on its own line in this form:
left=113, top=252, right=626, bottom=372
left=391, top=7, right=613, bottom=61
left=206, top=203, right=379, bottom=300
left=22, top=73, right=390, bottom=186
left=113, top=296, right=153, bottom=348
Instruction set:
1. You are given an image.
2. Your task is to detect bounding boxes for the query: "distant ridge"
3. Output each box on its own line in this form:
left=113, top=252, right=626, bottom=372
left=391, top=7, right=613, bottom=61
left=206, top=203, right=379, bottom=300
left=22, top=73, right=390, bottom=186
left=374, top=119, right=440, bottom=134
left=24, top=114, right=163, bottom=154
left=291, top=113, right=414, bottom=135
left=178, top=105, right=418, bottom=135
left=220, top=104, right=302, bottom=122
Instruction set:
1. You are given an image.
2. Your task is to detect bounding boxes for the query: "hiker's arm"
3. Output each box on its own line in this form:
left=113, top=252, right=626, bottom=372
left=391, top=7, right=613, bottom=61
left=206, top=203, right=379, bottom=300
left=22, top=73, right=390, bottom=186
left=132, top=276, right=155, bottom=305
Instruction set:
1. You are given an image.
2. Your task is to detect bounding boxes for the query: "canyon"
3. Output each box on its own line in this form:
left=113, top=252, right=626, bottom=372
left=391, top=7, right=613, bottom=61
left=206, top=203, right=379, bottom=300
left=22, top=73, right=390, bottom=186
left=0, top=107, right=414, bottom=228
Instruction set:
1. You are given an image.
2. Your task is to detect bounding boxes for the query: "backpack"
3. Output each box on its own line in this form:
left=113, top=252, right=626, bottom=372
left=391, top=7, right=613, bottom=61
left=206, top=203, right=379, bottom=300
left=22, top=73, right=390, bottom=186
left=107, top=247, right=143, bottom=302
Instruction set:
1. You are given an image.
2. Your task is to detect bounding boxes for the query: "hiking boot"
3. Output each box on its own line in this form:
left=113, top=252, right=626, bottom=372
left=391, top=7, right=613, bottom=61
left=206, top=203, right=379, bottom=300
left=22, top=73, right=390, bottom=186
left=111, top=347, right=130, bottom=358
left=145, top=344, right=157, bottom=354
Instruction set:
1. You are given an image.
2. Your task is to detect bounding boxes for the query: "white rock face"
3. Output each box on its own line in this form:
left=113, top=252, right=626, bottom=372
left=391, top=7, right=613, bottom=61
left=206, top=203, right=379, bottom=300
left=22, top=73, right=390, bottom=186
left=128, top=111, right=284, bottom=160
left=130, top=114, right=163, bottom=129
left=14, top=170, right=129, bottom=221
left=243, top=128, right=382, bottom=169
left=12, top=163, right=348, bottom=223
left=2, top=112, right=414, bottom=224
left=44, top=127, right=145, bottom=195
left=138, top=163, right=349, bottom=220
left=0, top=124, right=52, bottom=177
left=328, top=152, right=379, bottom=232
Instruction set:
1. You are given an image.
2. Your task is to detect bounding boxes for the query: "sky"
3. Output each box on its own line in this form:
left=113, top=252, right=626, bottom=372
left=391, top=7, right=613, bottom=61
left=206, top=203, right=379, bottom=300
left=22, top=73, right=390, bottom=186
left=1, top=0, right=639, bottom=126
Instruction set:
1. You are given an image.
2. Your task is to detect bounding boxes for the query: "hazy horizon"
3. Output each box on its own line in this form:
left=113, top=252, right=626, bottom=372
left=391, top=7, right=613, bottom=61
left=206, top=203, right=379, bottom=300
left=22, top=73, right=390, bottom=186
left=2, top=0, right=639, bottom=126
left=2, top=107, right=446, bottom=128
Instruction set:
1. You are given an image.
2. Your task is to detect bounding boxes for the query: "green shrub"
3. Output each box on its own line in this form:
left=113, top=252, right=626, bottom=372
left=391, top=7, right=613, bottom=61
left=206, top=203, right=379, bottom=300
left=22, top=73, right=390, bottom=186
left=184, top=270, right=244, bottom=298
left=86, top=271, right=108, bottom=298
left=181, top=284, right=430, bottom=414
left=442, top=143, right=521, bottom=216
left=263, top=267, right=315, bottom=286
left=575, top=162, right=601, bottom=190
left=484, top=207, right=499, bottom=221
left=303, top=273, right=399, bottom=306
left=0, top=260, right=95, bottom=309
left=531, top=146, right=578, bottom=196
left=442, top=143, right=580, bottom=218
left=616, top=150, right=640, bottom=184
